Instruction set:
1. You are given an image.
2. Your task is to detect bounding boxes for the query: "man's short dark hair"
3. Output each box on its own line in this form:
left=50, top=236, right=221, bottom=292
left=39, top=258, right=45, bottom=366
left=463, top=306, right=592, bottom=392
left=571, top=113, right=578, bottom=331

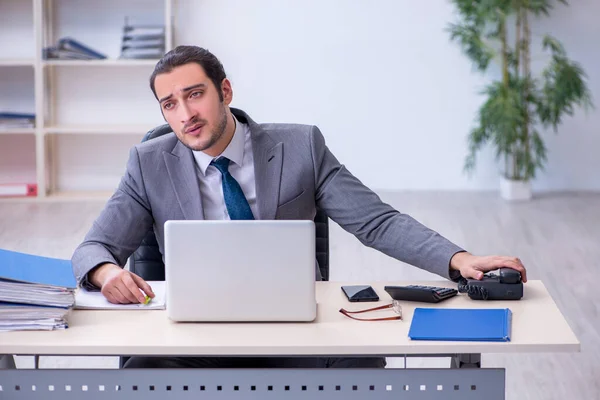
left=150, top=45, right=227, bottom=101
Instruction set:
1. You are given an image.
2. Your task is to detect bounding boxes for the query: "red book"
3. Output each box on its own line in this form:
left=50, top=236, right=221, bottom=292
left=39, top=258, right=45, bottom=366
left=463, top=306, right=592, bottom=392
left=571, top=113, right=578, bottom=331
left=0, top=183, right=38, bottom=197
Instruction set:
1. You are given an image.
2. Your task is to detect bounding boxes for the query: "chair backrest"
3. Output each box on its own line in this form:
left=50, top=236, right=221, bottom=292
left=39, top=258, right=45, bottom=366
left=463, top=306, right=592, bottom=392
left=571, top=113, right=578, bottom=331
left=128, top=124, right=330, bottom=281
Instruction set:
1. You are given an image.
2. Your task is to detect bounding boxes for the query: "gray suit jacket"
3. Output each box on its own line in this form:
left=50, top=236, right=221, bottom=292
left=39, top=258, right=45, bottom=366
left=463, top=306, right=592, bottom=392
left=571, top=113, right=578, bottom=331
left=72, top=108, right=464, bottom=288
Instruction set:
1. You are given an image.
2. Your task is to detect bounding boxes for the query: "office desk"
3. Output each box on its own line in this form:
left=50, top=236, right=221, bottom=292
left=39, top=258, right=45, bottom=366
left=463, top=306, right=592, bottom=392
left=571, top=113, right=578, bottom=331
left=0, top=280, right=579, bottom=399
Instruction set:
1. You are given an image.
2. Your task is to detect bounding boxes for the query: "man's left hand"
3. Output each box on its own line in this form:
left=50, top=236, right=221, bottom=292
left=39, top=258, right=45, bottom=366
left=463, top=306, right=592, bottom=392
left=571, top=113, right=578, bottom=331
left=450, top=252, right=527, bottom=282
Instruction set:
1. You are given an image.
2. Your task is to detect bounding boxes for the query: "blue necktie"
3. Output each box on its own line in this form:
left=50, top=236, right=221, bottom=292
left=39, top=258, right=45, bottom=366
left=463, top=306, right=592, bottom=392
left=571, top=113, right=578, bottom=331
left=210, top=157, right=255, bottom=220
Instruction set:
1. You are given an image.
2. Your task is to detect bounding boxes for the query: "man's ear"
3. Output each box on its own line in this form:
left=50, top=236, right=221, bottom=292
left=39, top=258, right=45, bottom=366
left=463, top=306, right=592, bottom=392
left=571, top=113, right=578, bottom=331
left=221, top=78, right=233, bottom=105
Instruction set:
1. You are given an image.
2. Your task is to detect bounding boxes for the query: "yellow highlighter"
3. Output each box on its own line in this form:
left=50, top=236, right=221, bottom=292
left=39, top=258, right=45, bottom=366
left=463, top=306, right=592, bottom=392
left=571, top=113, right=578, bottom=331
left=139, top=288, right=152, bottom=305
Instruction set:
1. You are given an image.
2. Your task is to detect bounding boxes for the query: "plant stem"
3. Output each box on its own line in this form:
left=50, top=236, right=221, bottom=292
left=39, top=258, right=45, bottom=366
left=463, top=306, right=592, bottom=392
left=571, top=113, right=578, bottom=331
left=513, top=2, right=522, bottom=180
left=515, top=2, right=521, bottom=76
left=522, top=5, right=531, bottom=181
left=500, top=13, right=515, bottom=179
left=501, top=18, right=509, bottom=90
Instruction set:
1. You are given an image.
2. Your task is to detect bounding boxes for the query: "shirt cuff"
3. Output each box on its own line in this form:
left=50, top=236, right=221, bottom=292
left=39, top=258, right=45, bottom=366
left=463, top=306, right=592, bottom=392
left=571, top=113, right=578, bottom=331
left=79, top=273, right=101, bottom=291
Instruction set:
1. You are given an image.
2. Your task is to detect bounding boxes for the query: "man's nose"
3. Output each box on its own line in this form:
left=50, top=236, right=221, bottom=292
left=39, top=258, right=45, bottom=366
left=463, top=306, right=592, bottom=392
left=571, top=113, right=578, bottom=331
left=179, top=102, right=196, bottom=123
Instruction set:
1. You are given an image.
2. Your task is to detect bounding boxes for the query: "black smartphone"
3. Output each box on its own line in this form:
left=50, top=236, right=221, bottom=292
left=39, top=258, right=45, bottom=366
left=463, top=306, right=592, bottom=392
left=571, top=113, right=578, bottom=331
left=341, top=285, right=379, bottom=302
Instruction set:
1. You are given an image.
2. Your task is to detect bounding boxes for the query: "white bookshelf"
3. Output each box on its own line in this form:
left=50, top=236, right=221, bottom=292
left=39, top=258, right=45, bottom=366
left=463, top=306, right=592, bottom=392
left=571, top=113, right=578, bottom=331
left=0, top=0, right=174, bottom=199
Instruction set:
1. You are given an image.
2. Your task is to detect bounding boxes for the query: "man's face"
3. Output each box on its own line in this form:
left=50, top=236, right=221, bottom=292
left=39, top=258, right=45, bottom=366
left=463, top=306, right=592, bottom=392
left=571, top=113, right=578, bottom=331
left=154, top=63, right=232, bottom=153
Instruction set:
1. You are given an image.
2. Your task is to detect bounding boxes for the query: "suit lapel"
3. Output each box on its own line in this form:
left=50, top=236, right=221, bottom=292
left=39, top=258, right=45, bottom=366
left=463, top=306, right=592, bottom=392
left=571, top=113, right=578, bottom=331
left=164, top=141, right=205, bottom=220
left=246, top=120, right=282, bottom=220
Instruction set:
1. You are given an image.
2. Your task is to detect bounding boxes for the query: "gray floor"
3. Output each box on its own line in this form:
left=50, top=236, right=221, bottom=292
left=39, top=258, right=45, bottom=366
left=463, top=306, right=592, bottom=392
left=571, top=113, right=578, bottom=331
left=0, top=191, right=598, bottom=400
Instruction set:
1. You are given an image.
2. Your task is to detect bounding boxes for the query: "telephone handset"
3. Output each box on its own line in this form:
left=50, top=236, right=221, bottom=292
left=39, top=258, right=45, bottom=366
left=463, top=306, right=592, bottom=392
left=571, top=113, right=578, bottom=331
left=457, top=267, right=523, bottom=300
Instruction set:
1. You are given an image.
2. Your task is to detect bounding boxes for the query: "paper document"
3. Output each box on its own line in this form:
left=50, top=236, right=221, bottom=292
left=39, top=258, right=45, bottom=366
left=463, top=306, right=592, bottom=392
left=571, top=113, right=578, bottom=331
left=0, top=302, right=69, bottom=331
left=75, top=281, right=166, bottom=310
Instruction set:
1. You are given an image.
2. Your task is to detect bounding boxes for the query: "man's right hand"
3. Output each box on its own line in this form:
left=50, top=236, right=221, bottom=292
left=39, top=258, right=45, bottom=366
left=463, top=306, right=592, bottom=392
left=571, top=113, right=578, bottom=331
left=89, top=263, right=155, bottom=304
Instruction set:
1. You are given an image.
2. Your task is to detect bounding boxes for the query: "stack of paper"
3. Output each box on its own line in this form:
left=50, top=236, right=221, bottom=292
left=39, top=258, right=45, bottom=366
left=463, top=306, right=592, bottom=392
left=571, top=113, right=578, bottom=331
left=0, top=303, right=69, bottom=331
left=0, top=249, right=76, bottom=331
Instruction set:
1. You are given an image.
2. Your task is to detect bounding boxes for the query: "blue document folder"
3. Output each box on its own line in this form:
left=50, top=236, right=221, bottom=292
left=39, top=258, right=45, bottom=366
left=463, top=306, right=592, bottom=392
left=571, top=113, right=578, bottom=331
left=408, top=308, right=512, bottom=342
left=0, top=248, right=76, bottom=289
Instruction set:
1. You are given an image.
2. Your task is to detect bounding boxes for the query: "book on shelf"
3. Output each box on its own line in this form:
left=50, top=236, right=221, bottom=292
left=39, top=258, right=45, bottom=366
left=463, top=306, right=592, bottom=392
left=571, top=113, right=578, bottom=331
left=43, top=37, right=107, bottom=60
left=0, top=112, right=35, bottom=129
left=120, top=17, right=165, bottom=60
left=0, top=183, right=38, bottom=197
left=0, top=248, right=77, bottom=331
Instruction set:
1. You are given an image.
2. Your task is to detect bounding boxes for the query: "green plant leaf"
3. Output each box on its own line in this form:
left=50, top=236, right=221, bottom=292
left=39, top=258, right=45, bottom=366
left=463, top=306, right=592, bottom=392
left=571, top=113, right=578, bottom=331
left=540, top=35, right=594, bottom=130
left=464, top=79, right=526, bottom=175
left=449, top=0, right=588, bottom=182
left=448, top=22, right=495, bottom=71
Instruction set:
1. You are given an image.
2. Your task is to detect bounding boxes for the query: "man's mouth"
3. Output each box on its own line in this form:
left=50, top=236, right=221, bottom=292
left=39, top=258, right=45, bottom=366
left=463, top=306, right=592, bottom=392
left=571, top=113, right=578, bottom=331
left=185, top=124, right=204, bottom=135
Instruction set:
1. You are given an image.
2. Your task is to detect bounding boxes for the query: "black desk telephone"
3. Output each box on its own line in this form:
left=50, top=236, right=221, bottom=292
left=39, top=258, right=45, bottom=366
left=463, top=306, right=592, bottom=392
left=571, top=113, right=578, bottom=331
left=457, top=267, right=523, bottom=300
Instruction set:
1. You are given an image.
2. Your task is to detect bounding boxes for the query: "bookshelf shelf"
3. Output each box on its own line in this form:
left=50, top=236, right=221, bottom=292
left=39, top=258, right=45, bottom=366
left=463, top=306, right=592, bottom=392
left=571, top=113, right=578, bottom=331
left=0, top=59, right=35, bottom=67
left=43, top=59, right=161, bottom=67
left=44, top=124, right=155, bottom=135
left=47, top=190, right=113, bottom=201
left=0, top=0, right=174, bottom=198
left=0, top=128, right=36, bottom=135
left=0, top=190, right=112, bottom=203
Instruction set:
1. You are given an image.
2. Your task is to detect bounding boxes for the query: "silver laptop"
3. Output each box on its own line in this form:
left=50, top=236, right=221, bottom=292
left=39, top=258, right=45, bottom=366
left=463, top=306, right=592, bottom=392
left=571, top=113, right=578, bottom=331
left=164, top=220, right=317, bottom=322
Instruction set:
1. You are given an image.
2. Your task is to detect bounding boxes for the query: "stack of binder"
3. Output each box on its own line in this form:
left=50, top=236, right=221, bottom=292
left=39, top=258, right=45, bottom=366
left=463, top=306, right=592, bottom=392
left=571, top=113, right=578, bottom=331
left=120, top=18, right=165, bottom=59
left=0, top=112, right=35, bottom=129
left=0, top=249, right=77, bottom=331
left=43, top=37, right=107, bottom=60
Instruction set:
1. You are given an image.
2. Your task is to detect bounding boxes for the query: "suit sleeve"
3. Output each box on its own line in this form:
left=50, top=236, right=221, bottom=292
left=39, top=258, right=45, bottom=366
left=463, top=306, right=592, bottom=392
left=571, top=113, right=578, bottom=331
left=309, top=126, right=465, bottom=280
left=71, top=146, right=154, bottom=290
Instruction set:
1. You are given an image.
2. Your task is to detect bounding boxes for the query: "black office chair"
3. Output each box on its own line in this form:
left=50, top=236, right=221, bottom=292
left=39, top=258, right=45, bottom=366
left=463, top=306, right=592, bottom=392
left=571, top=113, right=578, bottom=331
left=119, top=124, right=330, bottom=368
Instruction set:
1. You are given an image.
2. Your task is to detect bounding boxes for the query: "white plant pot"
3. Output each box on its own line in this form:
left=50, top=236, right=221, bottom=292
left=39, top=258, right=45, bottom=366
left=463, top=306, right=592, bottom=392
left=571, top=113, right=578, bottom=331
left=500, top=177, right=532, bottom=201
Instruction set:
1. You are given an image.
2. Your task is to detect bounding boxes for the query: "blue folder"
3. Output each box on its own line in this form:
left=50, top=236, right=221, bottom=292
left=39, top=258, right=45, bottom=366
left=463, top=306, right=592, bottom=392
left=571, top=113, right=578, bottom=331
left=0, top=248, right=76, bottom=289
left=0, top=112, right=35, bottom=119
left=408, top=308, right=512, bottom=342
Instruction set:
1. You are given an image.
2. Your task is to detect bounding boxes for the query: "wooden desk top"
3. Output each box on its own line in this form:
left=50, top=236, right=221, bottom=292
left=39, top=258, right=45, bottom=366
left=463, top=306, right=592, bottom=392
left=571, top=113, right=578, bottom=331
left=0, top=280, right=579, bottom=356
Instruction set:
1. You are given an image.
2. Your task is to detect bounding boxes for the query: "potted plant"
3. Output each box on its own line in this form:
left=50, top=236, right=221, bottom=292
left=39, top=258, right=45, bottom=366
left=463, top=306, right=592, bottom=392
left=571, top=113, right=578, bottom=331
left=448, top=0, right=593, bottom=200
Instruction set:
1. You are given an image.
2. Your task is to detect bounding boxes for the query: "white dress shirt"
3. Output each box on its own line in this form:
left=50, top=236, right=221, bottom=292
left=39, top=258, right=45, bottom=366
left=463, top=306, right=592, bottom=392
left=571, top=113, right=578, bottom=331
left=192, top=115, right=258, bottom=220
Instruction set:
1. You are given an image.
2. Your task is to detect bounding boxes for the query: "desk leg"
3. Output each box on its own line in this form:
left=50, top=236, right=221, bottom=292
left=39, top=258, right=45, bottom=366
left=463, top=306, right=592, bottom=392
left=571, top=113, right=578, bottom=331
left=451, top=353, right=481, bottom=369
left=0, top=355, right=16, bottom=369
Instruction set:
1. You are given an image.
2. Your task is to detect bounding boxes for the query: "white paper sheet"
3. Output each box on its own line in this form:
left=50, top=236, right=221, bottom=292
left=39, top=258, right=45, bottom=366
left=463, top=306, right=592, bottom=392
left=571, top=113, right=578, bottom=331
left=74, top=281, right=166, bottom=310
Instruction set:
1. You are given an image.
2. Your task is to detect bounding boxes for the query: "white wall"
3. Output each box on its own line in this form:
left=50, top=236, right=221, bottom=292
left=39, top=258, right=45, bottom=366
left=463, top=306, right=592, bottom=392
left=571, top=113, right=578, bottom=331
left=0, top=0, right=35, bottom=59
left=175, top=0, right=600, bottom=192
left=2, top=0, right=597, bottom=193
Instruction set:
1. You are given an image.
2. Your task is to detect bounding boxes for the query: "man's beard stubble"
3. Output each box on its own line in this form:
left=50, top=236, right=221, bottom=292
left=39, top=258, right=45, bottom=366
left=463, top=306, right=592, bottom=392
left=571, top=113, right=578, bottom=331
left=180, top=103, right=228, bottom=152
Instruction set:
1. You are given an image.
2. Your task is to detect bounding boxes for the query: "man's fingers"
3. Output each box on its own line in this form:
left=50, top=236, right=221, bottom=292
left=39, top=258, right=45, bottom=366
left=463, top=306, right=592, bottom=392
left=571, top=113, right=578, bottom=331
left=463, top=267, right=484, bottom=280
left=131, top=273, right=155, bottom=298
left=113, top=281, right=140, bottom=304
left=122, top=273, right=146, bottom=303
left=502, top=258, right=527, bottom=278
left=103, top=290, right=119, bottom=304
left=106, top=287, right=129, bottom=304
left=488, top=256, right=528, bottom=282
left=513, top=257, right=527, bottom=282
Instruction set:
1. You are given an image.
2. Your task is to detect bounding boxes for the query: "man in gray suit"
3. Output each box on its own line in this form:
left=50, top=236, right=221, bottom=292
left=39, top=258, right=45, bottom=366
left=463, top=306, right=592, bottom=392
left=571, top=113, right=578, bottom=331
left=71, top=45, right=527, bottom=369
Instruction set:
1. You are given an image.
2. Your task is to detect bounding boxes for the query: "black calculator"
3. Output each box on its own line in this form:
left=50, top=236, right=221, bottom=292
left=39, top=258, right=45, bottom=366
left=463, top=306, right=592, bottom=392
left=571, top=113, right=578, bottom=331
left=384, top=285, right=458, bottom=303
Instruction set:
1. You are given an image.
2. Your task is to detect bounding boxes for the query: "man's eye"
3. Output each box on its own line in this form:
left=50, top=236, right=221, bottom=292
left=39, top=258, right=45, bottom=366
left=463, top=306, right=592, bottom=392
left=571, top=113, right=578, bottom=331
left=190, top=91, right=202, bottom=98
left=163, top=103, right=173, bottom=110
